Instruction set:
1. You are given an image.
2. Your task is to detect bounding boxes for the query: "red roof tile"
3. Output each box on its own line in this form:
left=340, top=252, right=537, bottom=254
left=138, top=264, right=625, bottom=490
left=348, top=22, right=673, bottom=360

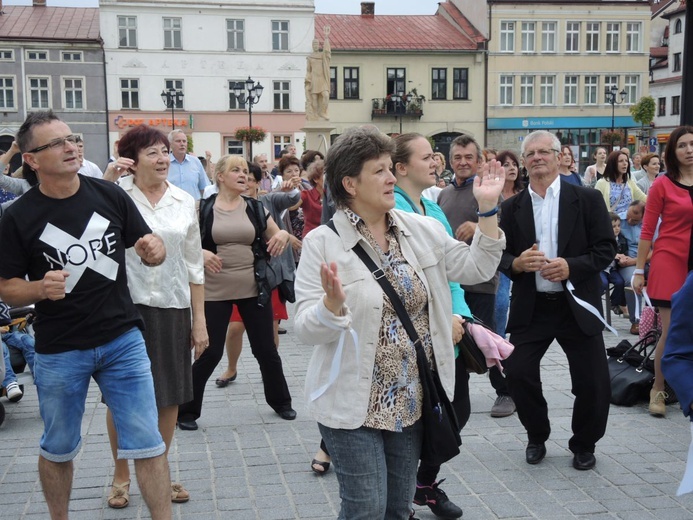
left=0, top=6, right=100, bottom=42
left=315, top=12, right=480, bottom=51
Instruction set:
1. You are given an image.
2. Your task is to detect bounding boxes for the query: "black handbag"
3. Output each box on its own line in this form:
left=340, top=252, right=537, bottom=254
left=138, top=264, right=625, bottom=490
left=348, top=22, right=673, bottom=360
left=458, top=320, right=489, bottom=375
left=607, top=331, right=657, bottom=406
left=326, top=221, right=461, bottom=466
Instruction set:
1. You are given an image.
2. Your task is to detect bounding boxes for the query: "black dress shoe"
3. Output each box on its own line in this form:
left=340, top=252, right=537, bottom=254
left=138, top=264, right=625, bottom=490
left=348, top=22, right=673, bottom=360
left=573, top=452, right=596, bottom=470
left=277, top=408, right=297, bottom=420
left=215, top=373, right=237, bottom=387
left=525, top=443, right=546, bottom=464
left=177, top=419, right=198, bottom=431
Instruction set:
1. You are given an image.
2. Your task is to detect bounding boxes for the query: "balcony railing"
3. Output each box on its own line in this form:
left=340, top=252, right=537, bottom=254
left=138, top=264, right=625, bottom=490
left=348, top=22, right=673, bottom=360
left=371, top=96, right=425, bottom=119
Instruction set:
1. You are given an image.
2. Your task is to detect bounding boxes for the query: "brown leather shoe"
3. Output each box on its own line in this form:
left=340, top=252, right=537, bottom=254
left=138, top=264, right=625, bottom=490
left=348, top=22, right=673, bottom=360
left=629, top=323, right=639, bottom=335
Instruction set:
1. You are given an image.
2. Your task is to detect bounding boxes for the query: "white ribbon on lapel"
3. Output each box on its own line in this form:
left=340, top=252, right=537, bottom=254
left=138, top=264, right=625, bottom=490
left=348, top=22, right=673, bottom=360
left=309, top=307, right=359, bottom=402
left=566, top=280, right=618, bottom=336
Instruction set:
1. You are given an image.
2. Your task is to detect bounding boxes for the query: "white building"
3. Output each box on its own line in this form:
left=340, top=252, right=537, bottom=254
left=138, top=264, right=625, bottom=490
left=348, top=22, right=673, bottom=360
left=99, top=0, right=313, bottom=163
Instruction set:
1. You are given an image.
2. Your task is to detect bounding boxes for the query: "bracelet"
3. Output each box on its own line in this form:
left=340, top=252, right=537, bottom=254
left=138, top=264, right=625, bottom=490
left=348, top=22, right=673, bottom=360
left=633, top=268, right=645, bottom=275
left=476, top=206, right=499, bottom=218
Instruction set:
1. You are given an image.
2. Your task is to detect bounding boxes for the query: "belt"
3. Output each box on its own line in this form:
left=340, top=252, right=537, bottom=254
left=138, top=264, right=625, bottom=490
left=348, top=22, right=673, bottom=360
left=536, top=291, right=565, bottom=301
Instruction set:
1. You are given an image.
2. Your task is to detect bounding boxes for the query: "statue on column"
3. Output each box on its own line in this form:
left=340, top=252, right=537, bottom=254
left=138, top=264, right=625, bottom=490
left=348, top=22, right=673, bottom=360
left=305, top=26, right=331, bottom=121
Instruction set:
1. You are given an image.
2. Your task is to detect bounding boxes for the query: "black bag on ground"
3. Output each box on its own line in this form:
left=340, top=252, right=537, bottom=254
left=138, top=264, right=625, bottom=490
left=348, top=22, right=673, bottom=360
left=607, top=331, right=657, bottom=406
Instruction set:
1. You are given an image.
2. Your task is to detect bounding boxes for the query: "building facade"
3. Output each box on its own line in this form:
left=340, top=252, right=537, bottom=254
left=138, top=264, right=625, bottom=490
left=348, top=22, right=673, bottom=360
left=99, top=0, right=313, bottom=163
left=315, top=2, right=487, bottom=160
left=484, top=0, right=650, bottom=172
left=0, top=4, right=107, bottom=171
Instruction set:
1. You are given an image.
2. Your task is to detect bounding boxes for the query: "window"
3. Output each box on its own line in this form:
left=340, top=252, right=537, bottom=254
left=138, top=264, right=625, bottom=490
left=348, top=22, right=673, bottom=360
left=225, top=138, right=244, bottom=156
left=226, top=19, right=244, bottom=51
left=28, top=77, right=50, bottom=109
left=520, top=76, right=534, bottom=105
left=500, top=21, right=514, bottom=52
left=118, top=16, right=137, bottom=48
left=0, top=50, right=13, bottom=61
left=672, top=95, right=680, bottom=116
left=63, top=77, right=84, bottom=109
left=521, top=22, right=536, bottom=53
left=626, top=22, right=641, bottom=52
left=120, top=78, right=139, bottom=109
left=540, top=75, right=555, bottom=105
left=343, top=67, right=359, bottom=99
left=27, top=50, right=48, bottom=61
left=674, top=53, right=682, bottom=72
left=163, top=17, right=182, bottom=49
left=606, top=23, right=620, bottom=53
left=273, top=80, right=290, bottom=110
left=566, top=22, right=580, bottom=53
left=164, top=79, right=183, bottom=109
left=624, top=75, right=638, bottom=104
left=499, top=75, right=513, bottom=105
left=453, top=68, right=468, bottom=100
left=675, top=19, right=682, bottom=34
left=604, top=75, right=619, bottom=102
left=228, top=80, right=246, bottom=110
left=584, top=76, right=598, bottom=105
left=541, top=22, right=556, bottom=53
left=329, top=67, right=337, bottom=99
left=564, top=75, right=578, bottom=105
left=658, top=97, right=666, bottom=117
left=386, top=68, right=406, bottom=96
left=586, top=22, right=600, bottom=52
left=0, top=77, right=15, bottom=109
left=61, top=51, right=82, bottom=62
left=272, top=20, right=289, bottom=51
left=431, top=68, right=447, bottom=100
left=273, top=135, right=292, bottom=159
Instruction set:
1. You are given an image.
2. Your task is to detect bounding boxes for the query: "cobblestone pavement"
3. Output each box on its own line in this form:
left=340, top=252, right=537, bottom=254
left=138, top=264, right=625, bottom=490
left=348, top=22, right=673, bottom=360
left=1, top=307, right=693, bottom=519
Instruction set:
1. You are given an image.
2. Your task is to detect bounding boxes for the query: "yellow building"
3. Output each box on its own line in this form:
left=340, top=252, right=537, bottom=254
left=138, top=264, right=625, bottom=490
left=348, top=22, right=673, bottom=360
left=482, top=0, right=651, bottom=170
left=315, top=2, right=487, bottom=159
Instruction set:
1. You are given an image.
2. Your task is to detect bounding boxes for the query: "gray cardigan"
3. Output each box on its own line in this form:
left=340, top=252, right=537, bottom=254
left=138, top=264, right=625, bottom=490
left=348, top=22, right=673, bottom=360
left=260, top=189, right=301, bottom=283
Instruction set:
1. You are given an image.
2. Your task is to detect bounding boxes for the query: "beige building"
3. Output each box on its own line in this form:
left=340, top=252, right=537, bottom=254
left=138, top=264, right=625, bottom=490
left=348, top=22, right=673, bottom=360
left=315, top=2, right=486, bottom=159
left=475, top=0, right=651, bottom=171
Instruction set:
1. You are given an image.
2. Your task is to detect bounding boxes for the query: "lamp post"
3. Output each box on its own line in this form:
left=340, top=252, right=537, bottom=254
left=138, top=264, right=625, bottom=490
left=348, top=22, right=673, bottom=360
left=605, top=85, right=627, bottom=133
left=232, top=76, right=264, bottom=160
left=161, top=87, right=184, bottom=129
left=391, top=91, right=409, bottom=135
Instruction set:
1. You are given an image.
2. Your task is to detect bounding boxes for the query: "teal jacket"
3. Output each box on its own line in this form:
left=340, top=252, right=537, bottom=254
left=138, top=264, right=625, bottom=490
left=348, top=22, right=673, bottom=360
left=394, top=185, right=473, bottom=320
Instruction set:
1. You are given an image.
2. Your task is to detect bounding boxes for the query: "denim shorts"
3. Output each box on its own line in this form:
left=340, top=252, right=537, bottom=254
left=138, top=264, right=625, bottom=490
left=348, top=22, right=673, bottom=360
left=34, top=327, right=165, bottom=463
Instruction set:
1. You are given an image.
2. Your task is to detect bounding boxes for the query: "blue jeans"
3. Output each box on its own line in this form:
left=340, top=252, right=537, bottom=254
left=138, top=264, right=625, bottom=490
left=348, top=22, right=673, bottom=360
left=494, top=273, right=511, bottom=338
left=319, top=421, right=423, bottom=520
left=34, top=327, right=165, bottom=463
left=1, top=331, right=36, bottom=388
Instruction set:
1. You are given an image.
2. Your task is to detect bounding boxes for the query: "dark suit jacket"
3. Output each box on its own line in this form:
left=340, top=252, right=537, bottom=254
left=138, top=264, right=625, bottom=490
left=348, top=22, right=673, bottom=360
left=499, top=181, right=616, bottom=337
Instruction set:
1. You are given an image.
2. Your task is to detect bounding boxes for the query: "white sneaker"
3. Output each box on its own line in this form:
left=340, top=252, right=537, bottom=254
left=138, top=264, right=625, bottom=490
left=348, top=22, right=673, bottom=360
left=6, top=382, right=23, bottom=402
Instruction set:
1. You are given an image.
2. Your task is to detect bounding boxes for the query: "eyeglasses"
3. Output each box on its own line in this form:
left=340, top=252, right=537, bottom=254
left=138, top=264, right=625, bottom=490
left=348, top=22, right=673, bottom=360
left=26, top=134, right=80, bottom=154
left=522, top=148, right=559, bottom=160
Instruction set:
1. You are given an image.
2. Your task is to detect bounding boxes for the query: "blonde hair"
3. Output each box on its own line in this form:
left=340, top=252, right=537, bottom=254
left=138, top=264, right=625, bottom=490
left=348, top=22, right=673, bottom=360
left=433, top=151, right=446, bottom=170
left=214, top=155, right=248, bottom=185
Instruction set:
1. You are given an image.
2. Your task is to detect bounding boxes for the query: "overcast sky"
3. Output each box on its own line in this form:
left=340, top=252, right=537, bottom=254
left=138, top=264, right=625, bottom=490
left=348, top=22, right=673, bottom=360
left=3, top=0, right=442, bottom=14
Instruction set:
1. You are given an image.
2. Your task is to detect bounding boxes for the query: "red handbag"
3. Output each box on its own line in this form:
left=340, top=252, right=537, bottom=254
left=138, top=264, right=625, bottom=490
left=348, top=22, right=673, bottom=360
left=638, top=290, right=662, bottom=340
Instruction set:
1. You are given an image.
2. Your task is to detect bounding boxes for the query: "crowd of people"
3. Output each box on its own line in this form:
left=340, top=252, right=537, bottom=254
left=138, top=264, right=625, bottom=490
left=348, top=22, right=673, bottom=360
left=0, top=110, right=692, bottom=520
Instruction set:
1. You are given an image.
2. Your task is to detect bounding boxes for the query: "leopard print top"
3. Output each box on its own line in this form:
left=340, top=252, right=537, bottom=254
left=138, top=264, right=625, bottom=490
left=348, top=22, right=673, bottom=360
left=345, top=209, right=433, bottom=432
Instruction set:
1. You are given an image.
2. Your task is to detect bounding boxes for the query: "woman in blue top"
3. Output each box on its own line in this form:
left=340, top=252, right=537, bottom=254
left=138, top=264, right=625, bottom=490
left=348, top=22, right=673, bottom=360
left=392, top=133, right=472, bottom=520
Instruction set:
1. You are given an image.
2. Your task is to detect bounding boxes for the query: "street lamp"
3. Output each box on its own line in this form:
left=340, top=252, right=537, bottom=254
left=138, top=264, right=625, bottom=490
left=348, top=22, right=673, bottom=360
left=161, top=87, right=184, bottom=130
left=391, top=91, right=409, bottom=134
left=605, top=85, right=627, bottom=133
left=232, top=76, right=264, bottom=160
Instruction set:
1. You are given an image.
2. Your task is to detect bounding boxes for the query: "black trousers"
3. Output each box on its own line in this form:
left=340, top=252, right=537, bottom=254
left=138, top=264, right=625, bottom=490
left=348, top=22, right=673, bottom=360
left=503, top=293, right=611, bottom=453
left=178, top=297, right=292, bottom=421
left=464, top=291, right=510, bottom=397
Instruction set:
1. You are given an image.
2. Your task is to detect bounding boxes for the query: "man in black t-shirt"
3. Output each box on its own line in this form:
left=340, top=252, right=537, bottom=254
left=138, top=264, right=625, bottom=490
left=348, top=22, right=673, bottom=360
left=0, top=111, right=171, bottom=520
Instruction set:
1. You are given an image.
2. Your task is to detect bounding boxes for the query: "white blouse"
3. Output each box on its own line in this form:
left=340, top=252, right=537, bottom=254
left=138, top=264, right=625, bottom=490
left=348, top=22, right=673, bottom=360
left=119, top=175, right=204, bottom=309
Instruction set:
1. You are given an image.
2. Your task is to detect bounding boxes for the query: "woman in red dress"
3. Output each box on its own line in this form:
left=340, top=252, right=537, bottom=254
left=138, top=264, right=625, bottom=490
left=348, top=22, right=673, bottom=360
left=634, top=125, right=693, bottom=417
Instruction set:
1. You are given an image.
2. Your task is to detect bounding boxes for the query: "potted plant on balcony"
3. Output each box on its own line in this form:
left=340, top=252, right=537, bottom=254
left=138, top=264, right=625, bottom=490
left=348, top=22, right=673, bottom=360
left=234, top=126, right=267, bottom=143
left=372, top=98, right=385, bottom=115
left=601, top=129, right=624, bottom=146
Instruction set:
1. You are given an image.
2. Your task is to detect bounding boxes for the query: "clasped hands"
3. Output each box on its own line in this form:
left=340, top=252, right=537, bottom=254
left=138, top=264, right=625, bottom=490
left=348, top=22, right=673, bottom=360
left=513, top=243, right=569, bottom=282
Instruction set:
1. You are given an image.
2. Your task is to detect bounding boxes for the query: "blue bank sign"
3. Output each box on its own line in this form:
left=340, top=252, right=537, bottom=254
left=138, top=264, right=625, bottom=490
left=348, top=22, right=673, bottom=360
left=487, top=116, right=637, bottom=130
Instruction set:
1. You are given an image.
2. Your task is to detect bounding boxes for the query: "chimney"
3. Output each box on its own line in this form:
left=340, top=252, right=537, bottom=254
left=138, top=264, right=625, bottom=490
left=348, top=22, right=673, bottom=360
left=361, top=2, right=374, bottom=17
left=33, top=0, right=46, bottom=6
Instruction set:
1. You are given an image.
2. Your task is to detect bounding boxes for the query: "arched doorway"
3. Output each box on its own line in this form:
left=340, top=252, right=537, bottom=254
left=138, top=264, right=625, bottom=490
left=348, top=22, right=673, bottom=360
left=431, top=132, right=463, bottom=163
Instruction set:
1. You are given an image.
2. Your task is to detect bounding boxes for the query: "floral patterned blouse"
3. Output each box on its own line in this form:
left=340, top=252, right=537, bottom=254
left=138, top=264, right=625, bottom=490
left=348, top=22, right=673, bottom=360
left=345, top=208, right=434, bottom=432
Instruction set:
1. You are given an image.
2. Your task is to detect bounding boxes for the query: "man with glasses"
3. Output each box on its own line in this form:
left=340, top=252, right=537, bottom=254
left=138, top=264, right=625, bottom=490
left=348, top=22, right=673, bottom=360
left=0, top=111, right=172, bottom=519
left=498, top=130, right=615, bottom=471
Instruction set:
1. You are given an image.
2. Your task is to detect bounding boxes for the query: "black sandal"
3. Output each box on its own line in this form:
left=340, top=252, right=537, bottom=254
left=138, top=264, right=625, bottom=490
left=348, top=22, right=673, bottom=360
left=311, top=459, right=331, bottom=475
